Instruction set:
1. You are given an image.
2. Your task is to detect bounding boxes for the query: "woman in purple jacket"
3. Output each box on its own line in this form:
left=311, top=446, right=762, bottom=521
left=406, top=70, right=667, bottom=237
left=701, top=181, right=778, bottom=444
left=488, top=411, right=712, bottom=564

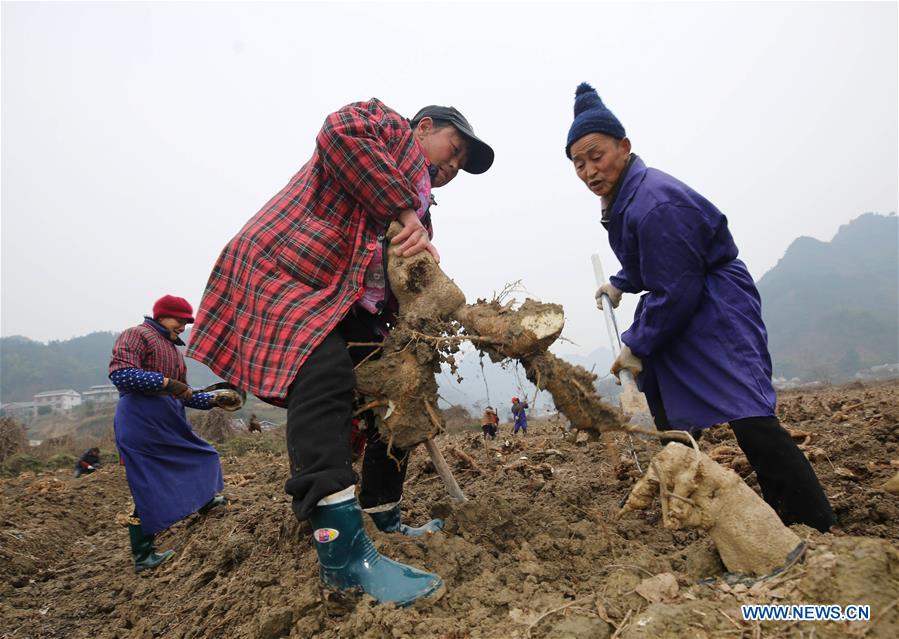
left=566, top=83, right=836, bottom=533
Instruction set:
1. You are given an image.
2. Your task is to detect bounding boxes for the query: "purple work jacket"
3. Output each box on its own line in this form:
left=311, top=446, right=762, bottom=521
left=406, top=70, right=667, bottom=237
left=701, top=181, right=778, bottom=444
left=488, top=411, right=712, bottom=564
left=606, top=156, right=776, bottom=430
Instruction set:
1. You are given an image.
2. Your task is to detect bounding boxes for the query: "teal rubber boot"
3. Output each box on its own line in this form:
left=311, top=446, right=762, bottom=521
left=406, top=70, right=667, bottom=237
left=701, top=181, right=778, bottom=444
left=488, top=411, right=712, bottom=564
left=128, top=523, right=174, bottom=573
left=367, top=505, right=444, bottom=537
left=310, top=497, right=444, bottom=607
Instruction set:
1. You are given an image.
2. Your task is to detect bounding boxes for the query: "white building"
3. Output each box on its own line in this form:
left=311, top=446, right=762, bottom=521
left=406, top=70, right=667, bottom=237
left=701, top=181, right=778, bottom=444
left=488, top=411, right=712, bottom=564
left=33, top=389, right=82, bottom=412
left=82, top=384, right=119, bottom=404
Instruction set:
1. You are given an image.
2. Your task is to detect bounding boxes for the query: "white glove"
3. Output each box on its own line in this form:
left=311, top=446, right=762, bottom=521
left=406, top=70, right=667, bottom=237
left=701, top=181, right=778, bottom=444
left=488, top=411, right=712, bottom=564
left=611, top=344, right=643, bottom=382
left=87, top=465, right=95, bottom=470
left=595, top=282, right=623, bottom=310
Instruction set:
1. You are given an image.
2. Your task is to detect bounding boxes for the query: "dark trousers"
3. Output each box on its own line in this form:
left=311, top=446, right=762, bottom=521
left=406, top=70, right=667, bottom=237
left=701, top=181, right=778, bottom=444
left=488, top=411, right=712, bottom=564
left=284, top=311, right=409, bottom=521
left=650, top=398, right=837, bottom=532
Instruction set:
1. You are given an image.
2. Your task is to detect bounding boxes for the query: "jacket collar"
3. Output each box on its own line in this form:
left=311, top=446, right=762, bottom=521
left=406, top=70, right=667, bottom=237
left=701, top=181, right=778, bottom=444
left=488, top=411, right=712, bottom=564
left=604, top=155, right=648, bottom=226
left=143, top=317, right=185, bottom=346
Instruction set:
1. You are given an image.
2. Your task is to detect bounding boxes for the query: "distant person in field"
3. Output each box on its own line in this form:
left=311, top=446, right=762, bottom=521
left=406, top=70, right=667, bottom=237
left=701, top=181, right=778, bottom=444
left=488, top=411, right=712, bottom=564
left=565, top=82, right=837, bottom=533
left=248, top=414, right=262, bottom=433
left=481, top=406, right=498, bottom=439
left=187, top=97, right=494, bottom=606
left=511, top=397, right=529, bottom=435
left=73, top=447, right=101, bottom=478
left=109, top=295, right=236, bottom=573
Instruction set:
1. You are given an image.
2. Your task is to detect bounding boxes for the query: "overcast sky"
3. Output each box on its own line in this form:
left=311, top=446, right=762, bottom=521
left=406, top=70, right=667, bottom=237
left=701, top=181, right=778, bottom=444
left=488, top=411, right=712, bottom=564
left=2, top=1, right=897, bottom=358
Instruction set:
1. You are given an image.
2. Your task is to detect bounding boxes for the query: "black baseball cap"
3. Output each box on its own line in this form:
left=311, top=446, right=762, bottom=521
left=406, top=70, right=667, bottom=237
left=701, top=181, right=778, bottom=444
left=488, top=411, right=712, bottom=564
left=411, top=105, right=495, bottom=174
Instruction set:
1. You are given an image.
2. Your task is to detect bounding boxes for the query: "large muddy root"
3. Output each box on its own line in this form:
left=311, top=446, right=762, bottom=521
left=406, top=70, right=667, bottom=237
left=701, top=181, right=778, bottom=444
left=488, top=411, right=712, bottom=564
left=385, top=228, right=466, bottom=327
left=355, top=223, right=466, bottom=449
left=454, top=300, right=624, bottom=433
left=454, top=298, right=564, bottom=360
left=622, top=443, right=802, bottom=576
left=356, top=221, right=626, bottom=448
left=354, top=327, right=446, bottom=449
left=521, top=352, right=625, bottom=432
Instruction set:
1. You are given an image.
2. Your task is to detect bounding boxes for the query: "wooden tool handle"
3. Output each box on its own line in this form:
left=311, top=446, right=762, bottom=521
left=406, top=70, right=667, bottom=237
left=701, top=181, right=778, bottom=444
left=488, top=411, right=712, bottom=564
left=424, top=438, right=467, bottom=502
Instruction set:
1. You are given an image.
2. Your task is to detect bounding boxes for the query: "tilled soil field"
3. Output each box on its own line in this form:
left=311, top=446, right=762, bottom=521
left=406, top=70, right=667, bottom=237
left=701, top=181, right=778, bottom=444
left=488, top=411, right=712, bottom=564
left=1, top=381, right=897, bottom=639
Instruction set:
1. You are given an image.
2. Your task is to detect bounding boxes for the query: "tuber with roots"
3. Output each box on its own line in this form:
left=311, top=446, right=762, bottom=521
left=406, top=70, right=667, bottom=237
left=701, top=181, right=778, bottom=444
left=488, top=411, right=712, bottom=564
left=520, top=352, right=624, bottom=433
left=454, top=298, right=565, bottom=360
left=621, top=443, right=802, bottom=576
left=354, top=222, right=466, bottom=449
left=355, top=220, right=627, bottom=450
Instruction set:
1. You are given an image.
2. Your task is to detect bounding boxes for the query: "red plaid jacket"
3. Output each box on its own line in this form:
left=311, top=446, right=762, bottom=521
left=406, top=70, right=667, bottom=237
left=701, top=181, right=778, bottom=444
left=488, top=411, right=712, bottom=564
left=109, top=320, right=188, bottom=382
left=187, top=99, right=429, bottom=407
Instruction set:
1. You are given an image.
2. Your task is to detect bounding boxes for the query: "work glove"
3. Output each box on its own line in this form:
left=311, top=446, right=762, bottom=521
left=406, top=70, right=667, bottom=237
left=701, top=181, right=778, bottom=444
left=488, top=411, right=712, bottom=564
left=611, top=344, right=643, bottom=383
left=595, top=282, right=623, bottom=310
left=164, top=378, right=192, bottom=399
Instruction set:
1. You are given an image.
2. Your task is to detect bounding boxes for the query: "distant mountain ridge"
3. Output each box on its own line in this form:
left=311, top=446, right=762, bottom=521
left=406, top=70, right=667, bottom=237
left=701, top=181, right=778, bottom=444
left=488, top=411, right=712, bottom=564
left=757, top=212, right=898, bottom=380
left=0, top=328, right=221, bottom=403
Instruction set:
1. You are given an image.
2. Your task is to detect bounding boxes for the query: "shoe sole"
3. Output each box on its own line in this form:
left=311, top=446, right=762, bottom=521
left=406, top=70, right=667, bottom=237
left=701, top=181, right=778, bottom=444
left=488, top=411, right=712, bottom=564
left=320, top=580, right=446, bottom=611
left=408, top=581, right=446, bottom=608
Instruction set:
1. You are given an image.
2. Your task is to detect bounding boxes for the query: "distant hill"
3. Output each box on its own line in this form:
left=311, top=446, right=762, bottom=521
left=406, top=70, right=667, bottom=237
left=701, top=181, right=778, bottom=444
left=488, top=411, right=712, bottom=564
left=757, top=212, right=898, bottom=380
left=0, top=328, right=222, bottom=402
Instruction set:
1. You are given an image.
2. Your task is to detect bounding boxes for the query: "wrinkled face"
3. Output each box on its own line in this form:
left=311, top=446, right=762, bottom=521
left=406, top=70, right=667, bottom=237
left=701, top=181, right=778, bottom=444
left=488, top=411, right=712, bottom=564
left=414, top=118, right=469, bottom=188
left=570, top=133, right=632, bottom=198
left=157, top=317, right=190, bottom=339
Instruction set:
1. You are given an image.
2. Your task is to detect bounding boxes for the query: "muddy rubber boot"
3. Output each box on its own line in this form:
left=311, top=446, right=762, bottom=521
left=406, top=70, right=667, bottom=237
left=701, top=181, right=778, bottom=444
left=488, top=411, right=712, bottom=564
left=310, top=492, right=444, bottom=607
left=128, top=523, right=174, bottom=573
left=366, top=503, right=444, bottom=537
left=197, top=495, right=227, bottom=515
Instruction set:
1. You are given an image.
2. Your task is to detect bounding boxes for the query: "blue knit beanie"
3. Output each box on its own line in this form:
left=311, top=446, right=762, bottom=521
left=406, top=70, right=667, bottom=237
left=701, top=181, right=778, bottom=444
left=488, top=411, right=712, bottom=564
left=565, top=82, right=626, bottom=158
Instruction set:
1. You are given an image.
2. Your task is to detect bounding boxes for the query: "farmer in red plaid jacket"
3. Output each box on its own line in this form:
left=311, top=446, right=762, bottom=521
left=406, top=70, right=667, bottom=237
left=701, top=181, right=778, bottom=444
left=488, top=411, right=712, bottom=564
left=188, top=98, right=493, bottom=606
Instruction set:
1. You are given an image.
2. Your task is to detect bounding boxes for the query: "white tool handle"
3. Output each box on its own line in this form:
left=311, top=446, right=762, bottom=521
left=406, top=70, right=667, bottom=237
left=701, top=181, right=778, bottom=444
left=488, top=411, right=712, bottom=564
left=591, top=254, right=636, bottom=389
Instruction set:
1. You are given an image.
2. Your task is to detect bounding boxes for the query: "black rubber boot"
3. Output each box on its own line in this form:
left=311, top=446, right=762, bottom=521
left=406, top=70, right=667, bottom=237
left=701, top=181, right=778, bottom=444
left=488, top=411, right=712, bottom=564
left=128, top=523, right=174, bottom=573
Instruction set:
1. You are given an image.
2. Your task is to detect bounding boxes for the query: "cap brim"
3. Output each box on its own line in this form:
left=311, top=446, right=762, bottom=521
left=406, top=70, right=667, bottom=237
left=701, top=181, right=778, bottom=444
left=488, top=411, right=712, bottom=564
left=449, top=121, right=493, bottom=174
left=456, top=130, right=493, bottom=175
left=461, top=135, right=494, bottom=174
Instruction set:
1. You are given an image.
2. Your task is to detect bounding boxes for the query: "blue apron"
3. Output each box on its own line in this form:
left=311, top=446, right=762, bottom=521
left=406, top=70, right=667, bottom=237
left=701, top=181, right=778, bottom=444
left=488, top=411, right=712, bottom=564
left=115, top=393, right=224, bottom=534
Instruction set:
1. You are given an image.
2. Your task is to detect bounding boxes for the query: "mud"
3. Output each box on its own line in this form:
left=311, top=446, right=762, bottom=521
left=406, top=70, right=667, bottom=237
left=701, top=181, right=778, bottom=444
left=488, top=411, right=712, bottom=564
left=1, top=380, right=897, bottom=638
